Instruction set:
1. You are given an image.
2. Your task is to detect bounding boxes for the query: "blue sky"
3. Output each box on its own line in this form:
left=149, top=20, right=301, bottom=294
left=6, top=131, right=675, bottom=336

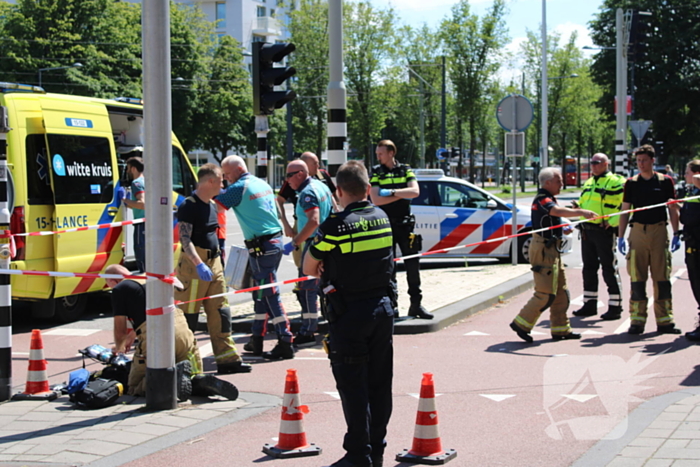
left=369, top=0, right=606, bottom=79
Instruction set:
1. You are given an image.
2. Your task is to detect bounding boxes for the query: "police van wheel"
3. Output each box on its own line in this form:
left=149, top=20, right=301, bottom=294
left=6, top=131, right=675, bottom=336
left=54, top=295, right=88, bottom=323
left=517, top=234, right=532, bottom=264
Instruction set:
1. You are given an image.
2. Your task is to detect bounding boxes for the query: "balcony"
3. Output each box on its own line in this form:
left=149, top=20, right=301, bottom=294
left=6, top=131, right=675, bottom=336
left=253, top=16, right=281, bottom=37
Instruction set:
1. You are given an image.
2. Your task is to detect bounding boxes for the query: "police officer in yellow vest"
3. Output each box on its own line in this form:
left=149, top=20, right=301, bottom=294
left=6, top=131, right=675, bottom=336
left=618, top=145, right=682, bottom=335
left=572, top=153, right=626, bottom=320
left=682, top=160, right=700, bottom=341
left=510, top=168, right=596, bottom=343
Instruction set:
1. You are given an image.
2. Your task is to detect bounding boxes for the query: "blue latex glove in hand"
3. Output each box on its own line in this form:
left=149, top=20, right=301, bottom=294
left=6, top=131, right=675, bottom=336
left=378, top=188, right=392, bottom=197
left=116, top=185, right=126, bottom=201
left=196, top=263, right=214, bottom=282
left=283, top=242, right=295, bottom=255
left=671, top=235, right=681, bottom=253
left=617, top=237, right=627, bottom=255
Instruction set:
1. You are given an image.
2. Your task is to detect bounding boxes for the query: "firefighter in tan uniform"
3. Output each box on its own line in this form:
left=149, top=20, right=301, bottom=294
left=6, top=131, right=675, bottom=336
left=618, top=145, right=681, bottom=335
left=175, top=164, right=251, bottom=374
left=510, top=168, right=596, bottom=343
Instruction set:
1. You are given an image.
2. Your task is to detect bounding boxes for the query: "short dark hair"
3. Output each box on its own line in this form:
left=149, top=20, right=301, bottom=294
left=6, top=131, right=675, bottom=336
left=688, top=160, right=700, bottom=174
left=197, top=163, right=221, bottom=181
left=634, top=144, right=655, bottom=159
left=125, top=156, right=144, bottom=173
left=336, top=160, right=369, bottom=197
left=376, top=139, right=397, bottom=155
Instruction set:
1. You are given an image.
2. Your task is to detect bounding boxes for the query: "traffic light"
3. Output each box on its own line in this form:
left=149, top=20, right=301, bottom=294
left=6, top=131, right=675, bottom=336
left=451, top=147, right=461, bottom=161
left=630, top=11, right=651, bottom=63
left=252, top=42, right=297, bottom=116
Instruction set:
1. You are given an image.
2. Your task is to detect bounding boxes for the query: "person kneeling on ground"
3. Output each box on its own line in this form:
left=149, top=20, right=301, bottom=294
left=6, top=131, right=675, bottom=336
left=105, top=264, right=238, bottom=401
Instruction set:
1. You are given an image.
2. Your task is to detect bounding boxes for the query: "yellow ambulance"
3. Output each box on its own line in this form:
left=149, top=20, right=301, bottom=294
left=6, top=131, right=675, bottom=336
left=1, top=83, right=197, bottom=321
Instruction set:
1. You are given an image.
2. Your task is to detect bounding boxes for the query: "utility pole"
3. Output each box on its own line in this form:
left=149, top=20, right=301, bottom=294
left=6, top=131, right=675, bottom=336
left=615, top=8, right=631, bottom=176
left=441, top=56, right=446, bottom=150
left=142, top=0, right=176, bottom=411
left=541, top=0, right=549, bottom=169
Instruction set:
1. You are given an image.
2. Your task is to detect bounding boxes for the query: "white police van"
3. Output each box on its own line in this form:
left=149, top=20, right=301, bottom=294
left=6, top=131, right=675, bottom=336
left=412, top=169, right=571, bottom=263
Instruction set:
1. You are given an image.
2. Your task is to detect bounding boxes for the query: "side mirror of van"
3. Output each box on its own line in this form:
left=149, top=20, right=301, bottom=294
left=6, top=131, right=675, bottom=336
left=486, top=199, right=498, bottom=210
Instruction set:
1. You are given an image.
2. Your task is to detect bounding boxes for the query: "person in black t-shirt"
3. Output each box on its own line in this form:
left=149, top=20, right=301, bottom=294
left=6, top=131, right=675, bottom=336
left=618, top=144, right=681, bottom=335
left=175, top=164, right=251, bottom=375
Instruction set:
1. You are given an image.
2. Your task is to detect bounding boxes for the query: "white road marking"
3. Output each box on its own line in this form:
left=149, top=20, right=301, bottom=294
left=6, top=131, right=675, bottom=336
left=562, top=394, right=598, bottom=402
left=551, top=354, right=568, bottom=357
left=293, top=357, right=328, bottom=360
left=479, top=394, right=515, bottom=402
left=199, top=342, right=213, bottom=358
left=464, top=331, right=490, bottom=336
left=325, top=391, right=340, bottom=399
left=581, top=330, right=605, bottom=335
left=43, top=329, right=100, bottom=337
left=12, top=352, right=28, bottom=355
left=531, top=330, right=547, bottom=336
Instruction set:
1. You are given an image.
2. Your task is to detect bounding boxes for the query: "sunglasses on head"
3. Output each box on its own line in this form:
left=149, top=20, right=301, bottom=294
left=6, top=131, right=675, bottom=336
left=590, top=160, right=603, bottom=165
left=286, top=170, right=302, bottom=178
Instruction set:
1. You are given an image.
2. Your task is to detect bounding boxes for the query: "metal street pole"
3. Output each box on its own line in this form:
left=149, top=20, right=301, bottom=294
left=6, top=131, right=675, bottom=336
left=441, top=55, right=446, bottom=150
left=327, top=0, right=347, bottom=175
left=142, top=0, right=176, bottom=411
left=0, top=107, right=11, bottom=401
left=615, top=7, right=629, bottom=176
left=541, top=0, right=549, bottom=169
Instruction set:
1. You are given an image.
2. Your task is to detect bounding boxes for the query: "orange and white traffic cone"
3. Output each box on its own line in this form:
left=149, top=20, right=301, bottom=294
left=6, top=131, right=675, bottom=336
left=397, top=373, right=457, bottom=465
left=12, top=329, right=58, bottom=401
left=262, top=369, right=321, bottom=459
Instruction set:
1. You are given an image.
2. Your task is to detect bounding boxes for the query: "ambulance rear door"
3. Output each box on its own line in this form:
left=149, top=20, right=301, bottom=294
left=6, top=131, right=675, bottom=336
left=41, top=98, right=122, bottom=298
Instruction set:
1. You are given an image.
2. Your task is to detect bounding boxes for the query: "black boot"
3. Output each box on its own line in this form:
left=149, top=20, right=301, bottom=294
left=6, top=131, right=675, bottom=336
left=600, top=305, right=623, bottom=321
left=191, top=374, right=239, bottom=400
left=184, top=313, right=200, bottom=333
left=573, top=300, right=597, bottom=317
left=408, top=303, right=434, bottom=320
left=243, top=335, right=264, bottom=356
left=176, top=360, right=193, bottom=402
left=686, top=325, right=700, bottom=342
left=262, top=340, right=295, bottom=360
left=217, top=361, right=252, bottom=374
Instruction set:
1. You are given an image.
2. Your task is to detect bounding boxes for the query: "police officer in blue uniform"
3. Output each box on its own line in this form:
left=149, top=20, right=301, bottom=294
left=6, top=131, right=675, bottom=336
left=681, top=160, right=700, bottom=341
left=217, top=155, right=294, bottom=360
left=370, top=140, right=432, bottom=320
left=304, top=160, right=395, bottom=467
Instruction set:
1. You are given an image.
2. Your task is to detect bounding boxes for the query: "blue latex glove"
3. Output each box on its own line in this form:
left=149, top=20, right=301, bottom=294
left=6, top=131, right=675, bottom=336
left=378, top=188, right=392, bottom=197
left=671, top=235, right=681, bottom=253
left=116, top=185, right=126, bottom=201
left=196, top=263, right=213, bottom=282
left=283, top=242, right=295, bottom=255
left=617, top=237, right=627, bottom=255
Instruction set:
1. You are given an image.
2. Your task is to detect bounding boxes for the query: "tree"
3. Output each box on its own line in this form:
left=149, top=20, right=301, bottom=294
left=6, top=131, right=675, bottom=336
left=285, top=0, right=330, bottom=159
left=441, top=0, right=508, bottom=182
left=589, top=0, right=700, bottom=165
left=194, top=36, right=255, bottom=163
left=344, top=1, right=396, bottom=166
left=382, top=25, right=444, bottom=168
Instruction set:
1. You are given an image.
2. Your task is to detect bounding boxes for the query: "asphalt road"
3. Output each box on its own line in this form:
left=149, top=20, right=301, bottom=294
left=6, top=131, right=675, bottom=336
left=9, top=221, right=700, bottom=467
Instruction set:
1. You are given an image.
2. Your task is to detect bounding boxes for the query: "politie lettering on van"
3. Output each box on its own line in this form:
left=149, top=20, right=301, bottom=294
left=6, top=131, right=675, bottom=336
left=0, top=82, right=197, bottom=322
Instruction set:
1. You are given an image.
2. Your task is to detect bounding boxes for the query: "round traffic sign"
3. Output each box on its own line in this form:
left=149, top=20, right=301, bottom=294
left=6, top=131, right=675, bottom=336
left=496, top=94, right=534, bottom=132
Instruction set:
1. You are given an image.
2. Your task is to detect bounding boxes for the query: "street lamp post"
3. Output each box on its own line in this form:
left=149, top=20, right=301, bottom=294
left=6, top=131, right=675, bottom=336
left=37, top=62, right=83, bottom=87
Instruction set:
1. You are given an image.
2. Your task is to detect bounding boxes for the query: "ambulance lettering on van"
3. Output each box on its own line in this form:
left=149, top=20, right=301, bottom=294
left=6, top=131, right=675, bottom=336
left=0, top=82, right=197, bottom=322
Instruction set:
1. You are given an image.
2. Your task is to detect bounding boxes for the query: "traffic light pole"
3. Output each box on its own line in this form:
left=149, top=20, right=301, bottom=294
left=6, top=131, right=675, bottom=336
left=615, top=8, right=631, bottom=176
left=142, top=0, right=176, bottom=411
left=327, top=0, right=347, bottom=176
left=255, top=116, right=270, bottom=182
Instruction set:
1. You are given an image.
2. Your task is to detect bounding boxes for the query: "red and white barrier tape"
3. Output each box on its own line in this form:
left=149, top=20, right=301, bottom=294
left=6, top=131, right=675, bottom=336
left=0, top=217, right=145, bottom=238
left=397, top=194, right=700, bottom=261
left=0, top=195, right=696, bottom=313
